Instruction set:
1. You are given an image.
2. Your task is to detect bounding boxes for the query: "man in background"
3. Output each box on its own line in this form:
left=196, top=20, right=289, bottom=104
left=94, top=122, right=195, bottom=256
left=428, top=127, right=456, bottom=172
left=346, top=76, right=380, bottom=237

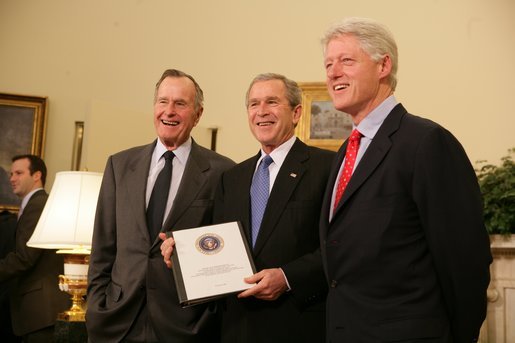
left=162, top=73, right=335, bottom=342
left=87, top=69, right=235, bottom=343
left=319, top=17, right=491, bottom=342
left=0, top=155, right=69, bottom=342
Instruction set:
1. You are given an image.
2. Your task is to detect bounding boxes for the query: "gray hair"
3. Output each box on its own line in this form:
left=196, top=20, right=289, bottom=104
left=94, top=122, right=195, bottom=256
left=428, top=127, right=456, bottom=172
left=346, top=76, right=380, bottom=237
left=154, top=69, right=204, bottom=111
left=245, top=73, right=302, bottom=108
left=322, top=17, right=398, bottom=91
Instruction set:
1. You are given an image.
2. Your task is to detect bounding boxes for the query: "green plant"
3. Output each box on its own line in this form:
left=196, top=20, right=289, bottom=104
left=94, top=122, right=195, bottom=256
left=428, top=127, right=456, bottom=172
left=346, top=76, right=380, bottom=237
left=476, top=148, right=515, bottom=235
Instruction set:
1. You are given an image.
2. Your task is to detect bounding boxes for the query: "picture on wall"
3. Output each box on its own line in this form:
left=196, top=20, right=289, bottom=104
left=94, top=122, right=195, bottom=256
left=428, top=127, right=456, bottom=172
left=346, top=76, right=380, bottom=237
left=0, top=93, right=47, bottom=211
left=294, top=82, right=352, bottom=151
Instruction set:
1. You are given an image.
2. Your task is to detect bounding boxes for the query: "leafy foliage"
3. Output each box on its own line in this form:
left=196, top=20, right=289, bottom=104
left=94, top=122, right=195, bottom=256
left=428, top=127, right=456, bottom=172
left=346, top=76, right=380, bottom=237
left=476, top=148, right=515, bottom=234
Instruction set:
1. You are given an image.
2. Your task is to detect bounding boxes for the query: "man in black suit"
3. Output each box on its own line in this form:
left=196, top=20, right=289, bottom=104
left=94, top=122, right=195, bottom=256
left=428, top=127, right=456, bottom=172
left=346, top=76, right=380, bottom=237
left=162, top=73, right=335, bottom=342
left=0, top=155, right=70, bottom=342
left=87, top=69, right=235, bottom=343
left=320, top=17, right=492, bottom=342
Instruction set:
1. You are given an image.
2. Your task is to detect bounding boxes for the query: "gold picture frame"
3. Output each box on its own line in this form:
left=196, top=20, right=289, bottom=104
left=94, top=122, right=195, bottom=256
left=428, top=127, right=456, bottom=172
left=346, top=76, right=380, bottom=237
left=71, top=121, right=84, bottom=171
left=294, top=82, right=352, bottom=151
left=0, top=93, right=48, bottom=211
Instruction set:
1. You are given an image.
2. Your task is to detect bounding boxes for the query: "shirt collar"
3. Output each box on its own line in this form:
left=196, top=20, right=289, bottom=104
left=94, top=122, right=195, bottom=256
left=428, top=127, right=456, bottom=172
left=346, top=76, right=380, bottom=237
left=355, top=95, right=398, bottom=139
left=20, top=188, right=43, bottom=212
left=257, top=135, right=296, bottom=168
left=154, top=137, right=192, bottom=165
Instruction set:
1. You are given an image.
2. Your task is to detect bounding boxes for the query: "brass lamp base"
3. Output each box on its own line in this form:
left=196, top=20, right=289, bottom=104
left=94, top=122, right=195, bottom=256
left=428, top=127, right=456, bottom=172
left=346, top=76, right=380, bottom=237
left=57, top=251, right=89, bottom=322
left=58, top=275, right=87, bottom=321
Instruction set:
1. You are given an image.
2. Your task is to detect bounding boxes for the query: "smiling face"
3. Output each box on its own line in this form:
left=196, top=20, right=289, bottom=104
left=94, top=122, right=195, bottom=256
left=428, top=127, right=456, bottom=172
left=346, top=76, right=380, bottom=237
left=324, top=34, right=392, bottom=124
left=153, top=76, right=202, bottom=150
left=247, top=79, right=301, bottom=154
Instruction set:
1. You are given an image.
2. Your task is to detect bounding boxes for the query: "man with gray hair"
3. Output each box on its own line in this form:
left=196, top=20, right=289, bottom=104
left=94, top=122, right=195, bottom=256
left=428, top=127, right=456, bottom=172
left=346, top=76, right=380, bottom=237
left=319, top=17, right=491, bottom=342
left=87, top=69, right=235, bottom=342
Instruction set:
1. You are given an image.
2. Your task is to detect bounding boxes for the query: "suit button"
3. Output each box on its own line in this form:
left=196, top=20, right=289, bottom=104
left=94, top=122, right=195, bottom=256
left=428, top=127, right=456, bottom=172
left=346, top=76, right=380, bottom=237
left=330, top=280, right=338, bottom=288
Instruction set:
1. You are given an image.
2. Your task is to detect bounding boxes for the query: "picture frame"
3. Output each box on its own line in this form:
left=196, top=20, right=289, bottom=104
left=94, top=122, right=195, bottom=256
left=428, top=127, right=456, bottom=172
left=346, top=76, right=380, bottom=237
left=0, top=93, right=48, bottom=212
left=71, top=121, right=84, bottom=171
left=294, top=82, right=352, bottom=151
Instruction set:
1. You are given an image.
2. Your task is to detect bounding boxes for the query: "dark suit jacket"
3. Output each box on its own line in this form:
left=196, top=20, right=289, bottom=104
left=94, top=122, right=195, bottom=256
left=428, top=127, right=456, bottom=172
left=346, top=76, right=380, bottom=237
left=0, top=190, right=70, bottom=336
left=0, top=210, right=19, bottom=342
left=320, top=104, right=492, bottom=342
left=214, top=139, right=335, bottom=343
left=86, top=139, right=235, bottom=343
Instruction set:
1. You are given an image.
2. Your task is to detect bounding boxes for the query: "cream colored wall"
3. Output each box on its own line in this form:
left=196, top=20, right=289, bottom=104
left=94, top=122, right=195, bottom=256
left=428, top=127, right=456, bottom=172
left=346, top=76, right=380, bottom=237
left=1, top=0, right=514, bottom=188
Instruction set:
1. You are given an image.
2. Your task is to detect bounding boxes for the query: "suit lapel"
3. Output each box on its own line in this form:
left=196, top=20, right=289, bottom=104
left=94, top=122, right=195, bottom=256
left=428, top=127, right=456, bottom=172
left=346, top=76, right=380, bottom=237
left=126, top=142, right=155, bottom=244
left=333, top=104, right=406, bottom=214
left=240, top=155, right=260, bottom=245
left=253, top=140, right=307, bottom=255
left=320, top=143, right=346, bottom=235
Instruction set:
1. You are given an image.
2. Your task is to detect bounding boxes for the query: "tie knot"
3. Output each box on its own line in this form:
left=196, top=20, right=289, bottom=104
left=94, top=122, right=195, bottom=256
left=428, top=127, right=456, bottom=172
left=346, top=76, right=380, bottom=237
left=163, top=151, right=175, bottom=161
left=349, top=129, right=362, bottom=142
left=261, top=155, right=273, bottom=168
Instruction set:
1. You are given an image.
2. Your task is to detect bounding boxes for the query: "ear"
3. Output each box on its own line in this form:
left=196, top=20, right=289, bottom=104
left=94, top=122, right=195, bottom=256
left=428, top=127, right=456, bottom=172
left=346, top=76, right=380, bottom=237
left=193, top=107, right=204, bottom=126
left=292, top=104, right=302, bottom=126
left=32, top=170, right=42, bottom=183
left=378, top=54, right=392, bottom=80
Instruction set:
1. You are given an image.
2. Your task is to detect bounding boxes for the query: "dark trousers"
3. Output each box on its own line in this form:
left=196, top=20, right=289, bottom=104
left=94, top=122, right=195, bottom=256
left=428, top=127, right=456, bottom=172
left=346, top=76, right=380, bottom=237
left=22, top=326, right=55, bottom=343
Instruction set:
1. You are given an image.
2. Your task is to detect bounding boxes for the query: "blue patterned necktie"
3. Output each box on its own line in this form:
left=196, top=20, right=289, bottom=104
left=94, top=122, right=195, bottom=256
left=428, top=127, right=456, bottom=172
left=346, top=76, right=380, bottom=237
left=147, top=151, right=175, bottom=240
left=250, top=155, right=273, bottom=247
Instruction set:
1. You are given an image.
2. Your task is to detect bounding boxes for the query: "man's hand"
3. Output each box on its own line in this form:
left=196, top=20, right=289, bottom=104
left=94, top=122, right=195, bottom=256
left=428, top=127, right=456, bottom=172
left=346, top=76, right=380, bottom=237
left=159, top=233, right=175, bottom=269
left=237, top=268, right=288, bottom=301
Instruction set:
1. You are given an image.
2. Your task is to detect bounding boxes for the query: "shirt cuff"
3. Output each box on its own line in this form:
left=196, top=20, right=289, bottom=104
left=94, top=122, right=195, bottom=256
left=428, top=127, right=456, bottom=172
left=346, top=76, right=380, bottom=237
left=279, top=268, right=292, bottom=291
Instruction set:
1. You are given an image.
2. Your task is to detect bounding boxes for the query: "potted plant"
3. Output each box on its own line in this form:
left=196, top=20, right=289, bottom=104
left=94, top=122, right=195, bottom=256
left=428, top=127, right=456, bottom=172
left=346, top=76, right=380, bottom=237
left=476, top=149, right=514, bottom=343
left=476, top=148, right=515, bottom=235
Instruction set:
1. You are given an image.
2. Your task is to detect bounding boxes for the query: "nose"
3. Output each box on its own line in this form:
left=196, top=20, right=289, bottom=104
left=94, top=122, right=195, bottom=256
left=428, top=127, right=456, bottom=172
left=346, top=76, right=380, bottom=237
left=162, top=103, right=177, bottom=116
left=327, top=62, right=343, bottom=80
left=255, top=103, right=269, bottom=117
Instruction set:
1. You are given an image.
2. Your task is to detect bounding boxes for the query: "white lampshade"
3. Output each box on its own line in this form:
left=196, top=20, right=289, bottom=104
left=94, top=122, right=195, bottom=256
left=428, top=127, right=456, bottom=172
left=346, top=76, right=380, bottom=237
left=27, top=171, right=103, bottom=250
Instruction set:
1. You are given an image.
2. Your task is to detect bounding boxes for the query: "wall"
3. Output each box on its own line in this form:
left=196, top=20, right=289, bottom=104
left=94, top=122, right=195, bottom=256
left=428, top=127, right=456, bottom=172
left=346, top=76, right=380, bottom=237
left=1, top=0, right=514, bottom=187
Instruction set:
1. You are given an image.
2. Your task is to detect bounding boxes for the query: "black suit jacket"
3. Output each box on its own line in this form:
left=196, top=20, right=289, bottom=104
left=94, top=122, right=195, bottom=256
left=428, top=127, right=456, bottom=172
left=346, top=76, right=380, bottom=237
left=0, top=210, right=19, bottom=342
left=86, top=140, right=235, bottom=343
left=0, top=190, right=70, bottom=336
left=320, top=104, right=492, bottom=342
left=214, top=139, right=335, bottom=343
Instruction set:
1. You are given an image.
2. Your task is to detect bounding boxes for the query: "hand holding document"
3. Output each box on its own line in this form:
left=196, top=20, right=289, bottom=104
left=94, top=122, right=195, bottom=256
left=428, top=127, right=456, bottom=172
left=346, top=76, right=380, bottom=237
left=170, top=221, right=256, bottom=307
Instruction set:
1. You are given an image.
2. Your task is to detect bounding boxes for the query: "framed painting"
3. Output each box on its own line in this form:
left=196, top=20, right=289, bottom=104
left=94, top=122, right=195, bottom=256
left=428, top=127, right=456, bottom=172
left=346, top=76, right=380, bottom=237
left=294, top=82, right=352, bottom=151
left=0, top=93, right=47, bottom=211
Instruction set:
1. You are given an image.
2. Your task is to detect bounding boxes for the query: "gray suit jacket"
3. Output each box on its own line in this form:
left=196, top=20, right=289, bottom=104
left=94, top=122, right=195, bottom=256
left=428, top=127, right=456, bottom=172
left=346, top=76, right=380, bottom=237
left=86, top=139, right=235, bottom=343
left=0, top=190, right=70, bottom=336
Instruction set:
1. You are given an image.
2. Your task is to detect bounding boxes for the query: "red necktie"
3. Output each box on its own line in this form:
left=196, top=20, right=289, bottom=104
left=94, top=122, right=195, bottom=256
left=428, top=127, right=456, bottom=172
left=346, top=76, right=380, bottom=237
left=333, top=129, right=362, bottom=210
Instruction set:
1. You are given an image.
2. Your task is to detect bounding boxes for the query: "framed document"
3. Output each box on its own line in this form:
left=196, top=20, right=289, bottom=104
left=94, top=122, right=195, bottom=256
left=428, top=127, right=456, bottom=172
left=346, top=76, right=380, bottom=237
left=171, top=221, right=256, bottom=307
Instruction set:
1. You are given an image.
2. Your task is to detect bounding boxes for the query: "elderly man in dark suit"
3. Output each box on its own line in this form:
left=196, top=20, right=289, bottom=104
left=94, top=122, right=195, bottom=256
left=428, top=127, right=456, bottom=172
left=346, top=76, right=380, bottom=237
left=0, top=155, right=70, bottom=342
left=86, top=69, right=235, bottom=343
left=162, top=73, right=335, bottom=343
left=319, top=17, right=492, bottom=342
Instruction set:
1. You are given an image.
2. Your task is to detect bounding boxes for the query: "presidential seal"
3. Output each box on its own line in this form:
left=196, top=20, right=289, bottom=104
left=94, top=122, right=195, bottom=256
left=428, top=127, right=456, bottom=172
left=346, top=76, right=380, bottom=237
left=196, top=233, right=224, bottom=255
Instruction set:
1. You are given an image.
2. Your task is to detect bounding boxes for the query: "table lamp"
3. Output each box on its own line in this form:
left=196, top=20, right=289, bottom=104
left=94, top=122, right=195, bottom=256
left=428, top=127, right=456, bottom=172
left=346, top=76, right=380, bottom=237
left=27, top=171, right=103, bottom=322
